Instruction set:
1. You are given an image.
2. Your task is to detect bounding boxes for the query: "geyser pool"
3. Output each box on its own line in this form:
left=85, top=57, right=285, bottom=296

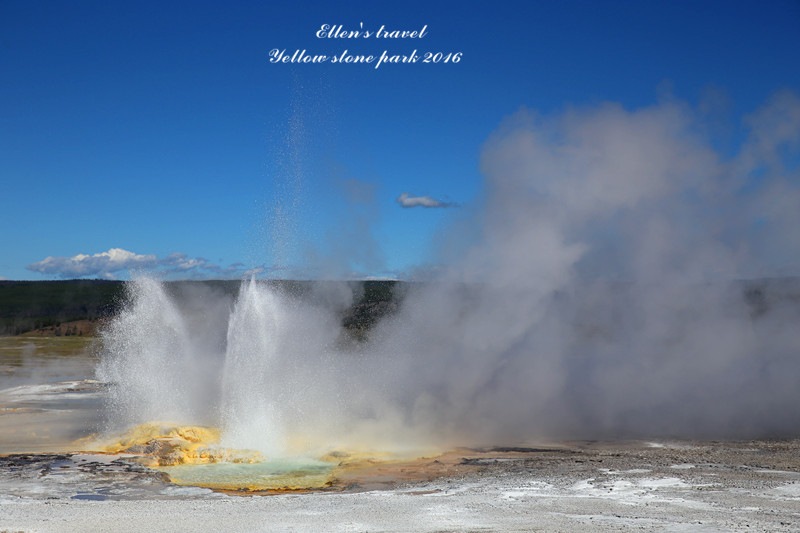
left=159, top=459, right=335, bottom=492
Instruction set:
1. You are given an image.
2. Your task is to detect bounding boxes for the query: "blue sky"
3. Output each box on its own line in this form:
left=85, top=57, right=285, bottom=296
left=1, top=0, right=799, bottom=280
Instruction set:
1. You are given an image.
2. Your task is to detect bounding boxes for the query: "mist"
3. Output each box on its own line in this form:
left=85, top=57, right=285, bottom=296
left=97, top=91, right=800, bottom=452
left=358, top=91, right=800, bottom=443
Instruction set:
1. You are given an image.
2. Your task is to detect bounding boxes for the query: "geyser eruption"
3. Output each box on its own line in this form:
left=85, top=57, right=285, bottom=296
left=97, top=90, right=800, bottom=458
left=97, top=277, right=289, bottom=453
left=96, top=278, right=200, bottom=428
left=220, top=278, right=286, bottom=455
left=97, top=276, right=347, bottom=459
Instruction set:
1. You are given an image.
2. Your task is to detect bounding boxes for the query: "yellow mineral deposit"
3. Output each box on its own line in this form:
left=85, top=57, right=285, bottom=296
left=98, top=422, right=261, bottom=467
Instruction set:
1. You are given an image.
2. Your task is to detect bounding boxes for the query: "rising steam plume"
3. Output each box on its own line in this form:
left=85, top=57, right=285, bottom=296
left=97, top=91, right=800, bottom=453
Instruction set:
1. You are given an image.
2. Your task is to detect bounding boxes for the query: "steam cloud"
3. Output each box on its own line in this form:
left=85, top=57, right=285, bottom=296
left=364, top=90, right=800, bottom=443
left=99, top=91, right=800, bottom=453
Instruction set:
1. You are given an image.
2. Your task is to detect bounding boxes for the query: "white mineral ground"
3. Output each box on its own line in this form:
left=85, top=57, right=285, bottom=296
left=2, top=440, right=800, bottom=532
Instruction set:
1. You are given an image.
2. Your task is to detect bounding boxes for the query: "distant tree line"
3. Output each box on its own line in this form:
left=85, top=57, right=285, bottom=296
left=0, top=280, right=125, bottom=335
left=0, top=279, right=405, bottom=337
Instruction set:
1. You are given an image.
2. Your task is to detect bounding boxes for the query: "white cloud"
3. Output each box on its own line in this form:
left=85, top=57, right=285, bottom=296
left=162, top=252, right=211, bottom=271
left=396, top=192, right=459, bottom=208
left=26, top=248, right=158, bottom=278
left=26, top=248, right=249, bottom=279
